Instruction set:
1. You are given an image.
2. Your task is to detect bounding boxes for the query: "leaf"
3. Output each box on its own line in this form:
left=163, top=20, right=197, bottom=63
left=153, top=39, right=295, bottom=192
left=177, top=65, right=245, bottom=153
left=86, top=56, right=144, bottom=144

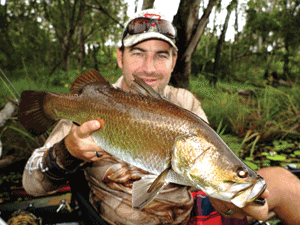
left=274, top=143, right=294, bottom=151
left=266, top=155, right=286, bottom=161
left=244, top=161, right=259, bottom=170
left=294, top=151, right=300, bottom=156
left=245, top=157, right=254, bottom=161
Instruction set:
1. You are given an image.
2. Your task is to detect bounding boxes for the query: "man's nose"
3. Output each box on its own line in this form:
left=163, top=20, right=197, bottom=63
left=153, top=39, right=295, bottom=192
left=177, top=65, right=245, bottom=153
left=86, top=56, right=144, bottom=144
left=143, top=56, right=156, bottom=74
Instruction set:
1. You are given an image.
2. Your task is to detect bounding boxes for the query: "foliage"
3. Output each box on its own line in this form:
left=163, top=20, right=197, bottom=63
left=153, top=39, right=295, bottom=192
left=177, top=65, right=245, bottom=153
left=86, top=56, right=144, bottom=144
left=191, top=73, right=300, bottom=172
left=0, top=171, right=24, bottom=204
left=244, top=0, right=300, bottom=79
left=0, top=0, right=127, bottom=73
left=192, top=75, right=300, bottom=138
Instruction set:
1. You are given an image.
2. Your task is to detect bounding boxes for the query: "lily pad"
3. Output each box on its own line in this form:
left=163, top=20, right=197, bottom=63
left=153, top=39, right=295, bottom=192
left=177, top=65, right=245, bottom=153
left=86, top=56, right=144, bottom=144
left=266, top=155, right=286, bottom=161
left=294, top=150, right=300, bottom=156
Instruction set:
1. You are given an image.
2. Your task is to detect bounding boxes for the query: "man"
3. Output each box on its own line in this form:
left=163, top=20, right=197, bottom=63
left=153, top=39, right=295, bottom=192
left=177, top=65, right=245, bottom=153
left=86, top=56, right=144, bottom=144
left=23, top=9, right=300, bottom=225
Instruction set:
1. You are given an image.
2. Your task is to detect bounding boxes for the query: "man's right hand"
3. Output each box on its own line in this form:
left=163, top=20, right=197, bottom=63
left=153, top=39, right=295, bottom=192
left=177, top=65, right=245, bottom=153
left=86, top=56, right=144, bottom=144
left=64, top=120, right=106, bottom=162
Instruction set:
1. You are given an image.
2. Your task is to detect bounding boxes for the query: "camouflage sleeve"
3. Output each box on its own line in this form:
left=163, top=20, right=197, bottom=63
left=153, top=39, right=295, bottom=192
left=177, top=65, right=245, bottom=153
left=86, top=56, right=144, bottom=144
left=22, top=119, right=74, bottom=196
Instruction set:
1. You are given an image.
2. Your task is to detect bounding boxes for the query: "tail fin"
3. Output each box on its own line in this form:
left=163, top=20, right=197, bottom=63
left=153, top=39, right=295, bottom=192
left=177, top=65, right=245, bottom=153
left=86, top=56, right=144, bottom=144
left=18, top=90, right=56, bottom=136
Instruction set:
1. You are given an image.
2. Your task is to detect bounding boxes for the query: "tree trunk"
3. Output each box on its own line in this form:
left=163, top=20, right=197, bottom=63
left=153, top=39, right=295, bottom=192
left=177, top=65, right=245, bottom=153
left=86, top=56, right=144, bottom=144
left=78, top=0, right=85, bottom=71
left=44, top=0, right=85, bottom=73
left=142, top=0, right=155, bottom=10
left=210, top=0, right=236, bottom=86
left=0, top=3, right=21, bottom=70
left=92, top=45, right=100, bottom=71
left=171, top=0, right=217, bottom=89
left=234, top=1, right=239, bottom=42
left=283, top=36, right=290, bottom=80
left=134, top=0, right=139, bottom=12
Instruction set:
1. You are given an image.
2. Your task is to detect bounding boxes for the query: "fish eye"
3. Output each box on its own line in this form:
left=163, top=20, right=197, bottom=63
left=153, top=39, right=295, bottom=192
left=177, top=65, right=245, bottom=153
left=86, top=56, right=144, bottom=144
left=236, top=167, right=248, bottom=178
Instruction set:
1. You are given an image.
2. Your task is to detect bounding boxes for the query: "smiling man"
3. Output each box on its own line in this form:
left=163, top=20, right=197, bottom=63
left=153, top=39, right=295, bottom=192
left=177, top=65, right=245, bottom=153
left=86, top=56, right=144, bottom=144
left=117, top=39, right=176, bottom=93
left=23, top=8, right=300, bottom=225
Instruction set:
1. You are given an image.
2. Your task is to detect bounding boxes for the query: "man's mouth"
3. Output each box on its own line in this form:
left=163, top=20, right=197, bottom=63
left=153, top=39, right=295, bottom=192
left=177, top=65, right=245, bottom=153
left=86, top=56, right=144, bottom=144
left=140, top=77, right=158, bottom=86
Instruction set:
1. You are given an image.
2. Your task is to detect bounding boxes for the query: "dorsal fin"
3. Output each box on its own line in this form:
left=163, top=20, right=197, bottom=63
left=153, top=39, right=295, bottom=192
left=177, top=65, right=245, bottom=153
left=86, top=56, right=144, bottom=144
left=70, top=70, right=111, bottom=94
left=130, top=75, right=162, bottom=100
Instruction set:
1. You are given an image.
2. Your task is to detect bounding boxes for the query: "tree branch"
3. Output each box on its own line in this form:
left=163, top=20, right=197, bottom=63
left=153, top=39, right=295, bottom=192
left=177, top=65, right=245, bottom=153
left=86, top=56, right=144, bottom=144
left=85, top=3, right=124, bottom=28
left=181, top=0, right=217, bottom=61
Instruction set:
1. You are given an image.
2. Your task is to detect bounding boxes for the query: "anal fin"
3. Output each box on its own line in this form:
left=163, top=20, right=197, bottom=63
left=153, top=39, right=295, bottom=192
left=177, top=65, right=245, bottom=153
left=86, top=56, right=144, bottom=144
left=132, top=167, right=170, bottom=210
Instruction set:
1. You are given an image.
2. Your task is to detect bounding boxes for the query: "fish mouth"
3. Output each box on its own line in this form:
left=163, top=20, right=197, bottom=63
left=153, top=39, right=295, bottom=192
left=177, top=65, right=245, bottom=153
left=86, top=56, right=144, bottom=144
left=230, top=179, right=267, bottom=208
left=249, top=180, right=267, bottom=205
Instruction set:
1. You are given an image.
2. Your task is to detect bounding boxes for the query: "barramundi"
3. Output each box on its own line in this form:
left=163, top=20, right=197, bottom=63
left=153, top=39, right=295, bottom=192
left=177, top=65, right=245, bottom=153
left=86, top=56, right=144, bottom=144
left=18, top=70, right=266, bottom=210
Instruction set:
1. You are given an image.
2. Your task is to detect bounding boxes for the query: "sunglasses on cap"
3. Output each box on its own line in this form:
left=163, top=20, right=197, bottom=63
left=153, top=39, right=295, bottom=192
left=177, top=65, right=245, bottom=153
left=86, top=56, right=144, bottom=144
left=122, top=17, right=177, bottom=40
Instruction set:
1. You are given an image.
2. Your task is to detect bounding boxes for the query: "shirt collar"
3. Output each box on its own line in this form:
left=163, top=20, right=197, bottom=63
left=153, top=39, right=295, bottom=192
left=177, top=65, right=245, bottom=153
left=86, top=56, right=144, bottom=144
left=113, top=76, right=123, bottom=88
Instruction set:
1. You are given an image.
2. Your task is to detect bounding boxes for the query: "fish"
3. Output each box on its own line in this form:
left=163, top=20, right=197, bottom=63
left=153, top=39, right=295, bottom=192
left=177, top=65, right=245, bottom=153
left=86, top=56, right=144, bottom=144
left=18, top=70, right=267, bottom=210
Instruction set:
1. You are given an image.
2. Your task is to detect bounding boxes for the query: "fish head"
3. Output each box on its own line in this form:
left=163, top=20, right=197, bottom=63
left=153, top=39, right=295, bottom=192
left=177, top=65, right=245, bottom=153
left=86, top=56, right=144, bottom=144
left=172, top=134, right=266, bottom=208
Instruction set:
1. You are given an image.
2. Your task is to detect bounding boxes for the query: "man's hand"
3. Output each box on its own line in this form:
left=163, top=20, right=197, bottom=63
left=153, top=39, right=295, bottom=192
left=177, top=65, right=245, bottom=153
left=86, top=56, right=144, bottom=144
left=64, top=120, right=106, bottom=162
left=209, top=189, right=269, bottom=221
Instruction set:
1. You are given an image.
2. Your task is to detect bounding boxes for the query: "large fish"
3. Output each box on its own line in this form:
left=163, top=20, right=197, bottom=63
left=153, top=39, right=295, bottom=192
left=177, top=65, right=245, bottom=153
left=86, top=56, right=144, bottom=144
left=18, top=70, right=266, bottom=210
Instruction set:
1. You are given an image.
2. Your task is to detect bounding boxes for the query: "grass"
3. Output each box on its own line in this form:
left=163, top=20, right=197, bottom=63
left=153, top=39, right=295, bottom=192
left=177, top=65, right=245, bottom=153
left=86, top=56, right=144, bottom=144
left=191, top=73, right=300, bottom=170
left=0, top=67, right=123, bottom=107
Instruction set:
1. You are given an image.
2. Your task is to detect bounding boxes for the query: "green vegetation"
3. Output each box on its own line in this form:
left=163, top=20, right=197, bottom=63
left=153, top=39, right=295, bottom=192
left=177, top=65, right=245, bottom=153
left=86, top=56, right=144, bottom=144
left=190, top=69, right=300, bottom=170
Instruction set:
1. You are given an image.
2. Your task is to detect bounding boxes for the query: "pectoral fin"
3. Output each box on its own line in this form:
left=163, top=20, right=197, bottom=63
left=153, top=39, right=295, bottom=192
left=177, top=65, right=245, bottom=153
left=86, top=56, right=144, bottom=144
left=132, top=167, right=170, bottom=210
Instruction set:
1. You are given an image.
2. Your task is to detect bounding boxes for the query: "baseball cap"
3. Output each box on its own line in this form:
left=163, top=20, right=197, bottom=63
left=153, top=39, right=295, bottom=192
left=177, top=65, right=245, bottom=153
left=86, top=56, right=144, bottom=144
left=121, top=9, right=178, bottom=51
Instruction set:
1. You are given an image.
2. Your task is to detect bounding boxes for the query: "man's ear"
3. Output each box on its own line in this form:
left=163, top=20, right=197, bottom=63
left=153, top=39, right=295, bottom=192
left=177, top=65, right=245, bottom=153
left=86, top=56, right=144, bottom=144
left=171, top=53, right=178, bottom=72
left=116, top=47, right=123, bottom=69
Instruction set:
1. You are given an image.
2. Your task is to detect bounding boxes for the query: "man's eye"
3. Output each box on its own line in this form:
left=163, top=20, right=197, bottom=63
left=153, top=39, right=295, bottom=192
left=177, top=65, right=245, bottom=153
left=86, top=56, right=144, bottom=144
left=158, top=54, right=168, bottom=59
left=132, top=51, right=143, bottom=56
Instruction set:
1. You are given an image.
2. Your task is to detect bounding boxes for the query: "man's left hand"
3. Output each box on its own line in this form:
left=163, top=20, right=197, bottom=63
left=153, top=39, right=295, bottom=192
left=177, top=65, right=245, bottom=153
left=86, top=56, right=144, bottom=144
left=209, top=189, right=269, bottom=221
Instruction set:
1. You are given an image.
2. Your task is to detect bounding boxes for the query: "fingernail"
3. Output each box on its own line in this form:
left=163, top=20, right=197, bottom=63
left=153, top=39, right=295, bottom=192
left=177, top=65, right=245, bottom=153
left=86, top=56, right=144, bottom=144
left=94, top=119, right=104, bottom=129
left=94, top=121, right=100, bottom=129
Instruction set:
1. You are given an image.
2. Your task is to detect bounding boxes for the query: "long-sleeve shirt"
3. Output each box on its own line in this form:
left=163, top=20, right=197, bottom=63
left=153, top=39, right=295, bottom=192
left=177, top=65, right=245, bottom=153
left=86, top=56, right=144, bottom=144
left=22, top=76, right=208, bottom=225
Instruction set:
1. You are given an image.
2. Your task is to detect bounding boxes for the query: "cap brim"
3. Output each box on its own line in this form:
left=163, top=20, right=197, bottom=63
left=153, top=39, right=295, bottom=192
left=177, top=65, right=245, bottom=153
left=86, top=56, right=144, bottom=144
left=123, top=32, right=178, bottom=51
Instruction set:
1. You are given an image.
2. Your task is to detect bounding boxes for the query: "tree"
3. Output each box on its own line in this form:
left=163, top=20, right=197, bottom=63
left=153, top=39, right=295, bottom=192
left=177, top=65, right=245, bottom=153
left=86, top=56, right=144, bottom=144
left=0, top=1, right=48, bottom=71
left=41, top=0, right=127, bottom=74
left=210, top=0, right=237, bottom=86
left=42, top=0, right=89, bottom=72
left=171, top=0, right=217, bottom=89
left=0, top=3, right=20, bottom=70
left=142, top=0, right=155, bottom=10
left=245, top=0, right=300, bottom=81
left=279, top=0, right=300, bottom=79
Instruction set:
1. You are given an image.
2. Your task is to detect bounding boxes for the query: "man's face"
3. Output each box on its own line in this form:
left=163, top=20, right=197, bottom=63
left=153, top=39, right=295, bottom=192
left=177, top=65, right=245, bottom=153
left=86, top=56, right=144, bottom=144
left=117, top=39, right=177, bottom=94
